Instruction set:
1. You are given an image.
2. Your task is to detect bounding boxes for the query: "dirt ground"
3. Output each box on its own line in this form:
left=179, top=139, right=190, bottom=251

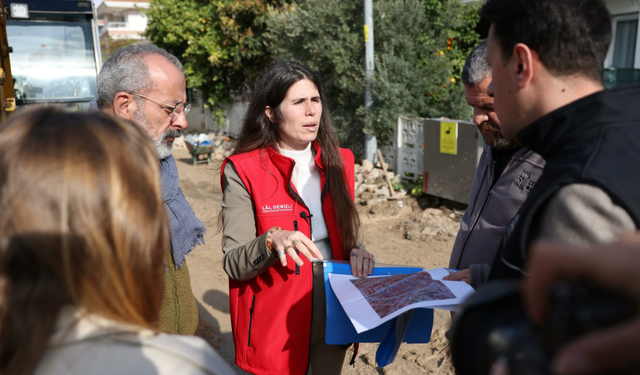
left=173, top=148, right=459, bottom=375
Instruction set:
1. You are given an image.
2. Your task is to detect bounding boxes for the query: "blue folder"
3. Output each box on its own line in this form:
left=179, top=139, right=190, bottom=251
left=323, top=260, right=434, bottom=366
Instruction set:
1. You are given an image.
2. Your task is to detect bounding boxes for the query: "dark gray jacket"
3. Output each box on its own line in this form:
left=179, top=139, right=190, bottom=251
left=448, top=144, right=545, bottom=287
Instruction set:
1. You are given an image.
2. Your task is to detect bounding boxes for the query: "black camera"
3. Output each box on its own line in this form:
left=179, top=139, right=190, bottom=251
left=449, top=281, right=638, bottom=375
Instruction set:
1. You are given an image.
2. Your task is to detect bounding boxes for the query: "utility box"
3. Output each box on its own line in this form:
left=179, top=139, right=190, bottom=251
left=422, top=119, right=484, bottom=204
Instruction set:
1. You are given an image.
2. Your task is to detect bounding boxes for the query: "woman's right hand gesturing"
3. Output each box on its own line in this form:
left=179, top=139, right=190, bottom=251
left=269, top=229, right=323, bottom=267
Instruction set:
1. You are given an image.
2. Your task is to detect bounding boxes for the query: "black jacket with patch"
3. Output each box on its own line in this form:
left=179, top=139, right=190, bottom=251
left=489, top=84, right=640, bottom=281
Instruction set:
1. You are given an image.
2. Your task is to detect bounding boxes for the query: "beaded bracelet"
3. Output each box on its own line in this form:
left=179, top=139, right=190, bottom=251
left=266, top=226, right=282, bottom=254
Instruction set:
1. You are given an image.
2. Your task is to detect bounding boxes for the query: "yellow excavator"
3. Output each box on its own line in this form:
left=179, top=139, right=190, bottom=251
left=0, top=0, right=15, bottom=122
left=0, top=0, right=102, bottom=121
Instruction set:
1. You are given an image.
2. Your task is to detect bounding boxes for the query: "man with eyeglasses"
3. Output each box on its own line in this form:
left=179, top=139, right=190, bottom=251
left=97, top=45, right=190, bottom=159
left=96, top=44, right=205, bottom=336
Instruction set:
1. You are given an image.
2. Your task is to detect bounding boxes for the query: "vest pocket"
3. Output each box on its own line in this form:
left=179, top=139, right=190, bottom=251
left=247, top=295, right=256, bottom=347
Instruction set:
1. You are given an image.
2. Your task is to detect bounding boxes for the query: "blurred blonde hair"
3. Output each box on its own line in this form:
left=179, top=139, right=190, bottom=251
left=0, top=107, right=169, bottom=375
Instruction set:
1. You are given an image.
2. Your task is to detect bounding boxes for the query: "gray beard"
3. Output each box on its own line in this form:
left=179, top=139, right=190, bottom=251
left=133, top=109, right=181, bottom=160
left=155, top=128, right=182, bottom=159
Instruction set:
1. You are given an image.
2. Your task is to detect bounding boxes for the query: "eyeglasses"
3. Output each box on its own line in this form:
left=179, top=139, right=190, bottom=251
left=131, top=92, right=191, bottom=119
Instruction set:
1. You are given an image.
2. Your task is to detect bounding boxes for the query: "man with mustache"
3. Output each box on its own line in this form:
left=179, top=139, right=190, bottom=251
left=96, top=44, right=205, bottom=335
left=444, top=40, right=545, bottom=287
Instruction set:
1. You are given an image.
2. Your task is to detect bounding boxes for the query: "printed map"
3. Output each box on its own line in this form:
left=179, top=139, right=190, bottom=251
left=350, top=272, right=456, bottom=318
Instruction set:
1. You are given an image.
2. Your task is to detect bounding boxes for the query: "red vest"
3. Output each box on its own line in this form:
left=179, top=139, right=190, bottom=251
left=220, top=143, right=355, bottom=375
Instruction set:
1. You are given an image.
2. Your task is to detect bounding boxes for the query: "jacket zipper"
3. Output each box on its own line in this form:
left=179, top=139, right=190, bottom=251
left=294, top=211, right=314, bottom=275
left=247, top=295, right=256, bottom=347
left=294, top=220, right=300, bottom=275
left=456, top=154, right=517, bottom=269
left=456, top=163, right=491, bottom=269
left=299, top=153, right=327, bottom=372
left=315, top=160, right=328, bottom=204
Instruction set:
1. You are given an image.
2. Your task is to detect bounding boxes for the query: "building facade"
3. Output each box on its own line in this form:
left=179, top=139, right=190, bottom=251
left=97, top=0, right=150, bottom=40
left=603, top=0, right=640, bottom=87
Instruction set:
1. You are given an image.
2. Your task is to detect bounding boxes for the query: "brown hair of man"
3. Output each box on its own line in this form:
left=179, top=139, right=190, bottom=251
left=481, top=0, right=612, bottom=82
left=0, top=108, right=169, bottom=375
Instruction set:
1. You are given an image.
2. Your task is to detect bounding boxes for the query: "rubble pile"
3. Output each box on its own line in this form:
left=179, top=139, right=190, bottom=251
left=354, top=159, right=407, bottom=206
left=400, top=207, right=462, bottom=242
left=211, top=135, right=236, bottom=159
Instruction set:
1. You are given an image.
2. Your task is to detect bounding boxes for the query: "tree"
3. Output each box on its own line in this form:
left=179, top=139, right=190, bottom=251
left=144, top=0, right=288, bottom=111
left=100, top=35, right=146, bottom=63
left=420, top=0, right=482, bottom=119
left=266, top=0, right=480, bottom=147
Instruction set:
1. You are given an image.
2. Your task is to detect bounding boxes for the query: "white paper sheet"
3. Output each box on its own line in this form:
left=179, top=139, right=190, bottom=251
left=329, top=268, right=475, bottom=333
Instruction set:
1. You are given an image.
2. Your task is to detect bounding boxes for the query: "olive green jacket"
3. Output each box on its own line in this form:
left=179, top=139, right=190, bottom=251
left=159, top=247, right=199, bottom=335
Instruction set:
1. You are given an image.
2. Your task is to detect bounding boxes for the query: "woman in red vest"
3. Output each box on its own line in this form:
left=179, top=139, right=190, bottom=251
left=220, top=61, right=376, bottom=375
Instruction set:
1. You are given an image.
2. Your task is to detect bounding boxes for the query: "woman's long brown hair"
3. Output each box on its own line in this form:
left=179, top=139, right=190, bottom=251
left=0, top=108, right=169, bottom=375
left=233, top=61, right=360, bottom=257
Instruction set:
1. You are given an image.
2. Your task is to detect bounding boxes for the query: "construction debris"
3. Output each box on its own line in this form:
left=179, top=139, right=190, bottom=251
left=354, top=159, right=407, bottom=206
left=399, top=207, right=462, bottom=242
left=211, top=135, right=236, bottom=159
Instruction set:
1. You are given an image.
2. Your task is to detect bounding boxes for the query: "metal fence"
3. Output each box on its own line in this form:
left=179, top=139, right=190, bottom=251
left=392, top=116, right=425, bottom=182
left=106, top=22, right=127, bottom=28
left=345, top=117, right=424, bottom=183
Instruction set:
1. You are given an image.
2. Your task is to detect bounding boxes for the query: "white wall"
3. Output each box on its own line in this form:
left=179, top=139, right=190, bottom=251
left=126, top=10, right=147, bottom=31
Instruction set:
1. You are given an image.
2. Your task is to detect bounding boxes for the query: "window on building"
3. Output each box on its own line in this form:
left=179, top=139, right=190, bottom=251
left=612, top=17, right=638, bottom=68
left=111, top=14, right=125, bottom=23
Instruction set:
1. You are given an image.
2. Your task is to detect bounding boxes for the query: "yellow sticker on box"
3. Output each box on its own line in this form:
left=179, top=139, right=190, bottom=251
left=440, top=121, right=457, bottom=155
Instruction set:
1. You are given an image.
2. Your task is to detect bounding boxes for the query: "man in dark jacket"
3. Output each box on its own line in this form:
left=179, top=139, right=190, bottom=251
left=97, top=44, right=206, bottom=334
left=482, top=0, right=638, bottom=281
left=445, top=41, right=545, bottom=288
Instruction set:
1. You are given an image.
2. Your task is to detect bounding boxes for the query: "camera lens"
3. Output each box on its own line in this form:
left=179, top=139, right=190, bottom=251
left=450, top=280, right=639, bottom=375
